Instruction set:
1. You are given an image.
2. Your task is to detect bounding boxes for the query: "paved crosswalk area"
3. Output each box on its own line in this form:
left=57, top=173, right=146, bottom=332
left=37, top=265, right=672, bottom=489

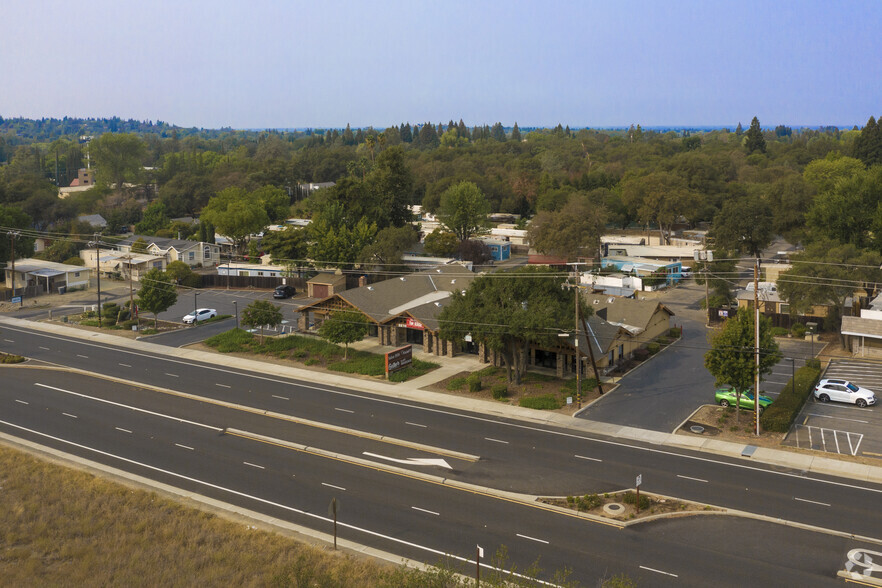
left=783, top=358, right=882, bottom=458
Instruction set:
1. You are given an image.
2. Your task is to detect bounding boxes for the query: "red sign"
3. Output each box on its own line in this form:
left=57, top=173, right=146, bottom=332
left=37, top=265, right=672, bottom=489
left=405, top=317, right=425, bottom=330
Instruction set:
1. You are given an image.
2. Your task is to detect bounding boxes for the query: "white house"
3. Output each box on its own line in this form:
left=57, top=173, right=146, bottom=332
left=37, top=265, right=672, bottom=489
left=4, top=258, right=91, bottom=295
left=117, top=235, right=221, bottom=268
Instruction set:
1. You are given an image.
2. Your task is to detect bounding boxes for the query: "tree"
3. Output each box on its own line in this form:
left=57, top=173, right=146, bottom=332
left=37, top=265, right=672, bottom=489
left=318, top=310, right=369, bottom=359
left=91, top=133, right=146, bottom=189
left=423, top=228, right=460, bottom=257
left=806, top=165, right=882, bottom=248
left=490, top=122, right=506, bottom=142
left=131, top=237, right=149, bottom=253
left=359, top=225, right=418, bottom=270
left=367, top=146, right=414, bottom=228
left=621, top=171, right=698, bottom=245
left=136, top=268, right=178, bottom=328
left=135, top=201, right=170, bottom=235
left=735, top=122, right=743, bottom=136
left=853, top=116, right=882, bottom=167
left=710, top=193, right=774, bottom=257
left=0, top=205, right=34, bottom=264
left=744, top=116, right=766, bottom=154
left=241, top=299, right=283, bottom=344
left=778, top=241, right=882, bottom=336
left=200, top=187, right=270, bottom=255
left=528, top=196, right=606, bottom=260
left=510, top=123, right=522, bottom=142
left=251, top=185, right=290, bottom=223
left=704, top=309, right=781, bottom=424
left=165, top=260, right=199, bottom=287
left=260, top=226, right=308, bottom=264
left=457, top=239, right=493, bottom=265
left=438, top=181, right=490, bottom=242
left=308, top=203, right=377, bottom=267
left=439, top=266, right=585, bottom=384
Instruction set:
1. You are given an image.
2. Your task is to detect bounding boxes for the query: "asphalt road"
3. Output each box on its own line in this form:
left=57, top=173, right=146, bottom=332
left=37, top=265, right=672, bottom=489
left=3, top=324, right=882, bottom=541
left=0, top=368, right=868, bottom=586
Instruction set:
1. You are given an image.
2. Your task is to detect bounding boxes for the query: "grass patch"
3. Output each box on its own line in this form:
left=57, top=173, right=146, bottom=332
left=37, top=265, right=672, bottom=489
left=0, top=353, right=25, bottom=363
left=447, top=376, right=468, bottom=391
left=201, top=314, right=233, bottom=325
left=0, top=445, right=532, bottom=586
left=519, top=393, right=563, bottom=410
left=204, top=330, right=437, bottom=382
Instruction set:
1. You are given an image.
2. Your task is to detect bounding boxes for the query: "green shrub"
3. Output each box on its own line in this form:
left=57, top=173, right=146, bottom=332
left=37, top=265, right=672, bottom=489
left=622, top=491, right=651, bottom=510
left=80, top=319, right=100, bottom=327
left=647, top=342, right=660, bottom=355
left=770, top=327, right=789, bottom=337
left=204, top=329, right=256, bottom=353
left=657, top=336, right=670, bottom=346
left=120, top=320, right=138, bottom=330
left=761, top=364, right=821, bottom=432
left=0, top=354, right=25, bottom=363
left=668, top=327, right=682, bottom=338
left=467, top=374, right=482, bottom=392
left=491, top=384, right=508, bottom=400
left=576, top=494, right=602, bottom=511
left=632, top=348, right=650, bottom=361
left=806, top=358, right=821, bottom=370
left=519, top=394, right=562, bottom=410
left=304, top=358, right=320, bottom=366
left=791, top=323, right=807, bottom=338
left=447, top=377, right=468, bottom=391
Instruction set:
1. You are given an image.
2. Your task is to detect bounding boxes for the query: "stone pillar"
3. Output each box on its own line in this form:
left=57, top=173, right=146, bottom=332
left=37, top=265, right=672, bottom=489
left=297, top=312, right=308, bottom=331
left=447, top=339, right=456, bottom=357
left=423, top=332, right=433, bottom=354
left=390, top=326, right=400, bottom=346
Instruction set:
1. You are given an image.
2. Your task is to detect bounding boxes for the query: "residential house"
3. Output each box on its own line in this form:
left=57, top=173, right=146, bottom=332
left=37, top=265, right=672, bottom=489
left=841, top=305, right=882, bottom=358
left=4, top=258, right=91, bottom=295
left=77, top=214, right=107, bottom=230
left=117, top=235, right=221, bottom=268
left=217, top=263, right=289, bottom=278
left=306, top=272, right=348, bottom=299
left=79, top=249, right=166, bottom=281
left=586, top=295, right=675, bottom=355
left=601, top=256, right=684, bottom=287
left=479, top=238, right=511, bottom=262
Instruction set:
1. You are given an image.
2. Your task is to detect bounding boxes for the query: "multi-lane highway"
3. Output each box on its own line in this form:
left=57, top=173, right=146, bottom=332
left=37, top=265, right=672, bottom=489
left=1, top=318, right=880, bottom=585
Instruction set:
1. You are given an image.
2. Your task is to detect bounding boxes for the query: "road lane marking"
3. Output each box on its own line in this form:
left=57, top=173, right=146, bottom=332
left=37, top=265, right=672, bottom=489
left=406, top=422, right=427, bottom=428
left=62, top=413, right=77, bottom=419
left=15, top=399, right=29, bottom=405
left=806, top=413, right=869, bottom=424
left=677, top=475, right=708, bottom=483
left=34, top=383, right=222, bottom=432
left=640, top=565, right=678, bottom=578
left=164, top=373, right=179, bottom=378
left=411, top=506, right=440, bottom=516
left=272, top=394, right=289, bottom=400
left=485, top=437, right=509, bottom=444
left=8, top=324, right=882, bottom=497
left=363, top=452, right=452, bottom=470
left=0, top=417, right=628, bottom=586
left=794, top=497, right=830, bottom=507
left=3, top=339, right=13, bottom=343
left=216, top=383, right=231, bottom=388
left=39, top=346, right=50, bottom=350
left=244, top=462, right=264, bottom=469
left=516, top=533, right=549, bottom=544
left=335, top=408, right=354, bottom=413
left=115, top=427, right=132, bottom=433
left=118, top=363, right=132, bottom=367
left=76, top=354, right=89, bottom=359
left=575, top=454, right=602, bottom=462
left=322, top=482, right=346, bottom=491
left=175, top=444, right=194, bottom=451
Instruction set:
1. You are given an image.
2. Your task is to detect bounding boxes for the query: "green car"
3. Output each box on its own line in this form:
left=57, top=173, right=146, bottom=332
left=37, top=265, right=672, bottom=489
left=714, top=386, right=773, bottom=413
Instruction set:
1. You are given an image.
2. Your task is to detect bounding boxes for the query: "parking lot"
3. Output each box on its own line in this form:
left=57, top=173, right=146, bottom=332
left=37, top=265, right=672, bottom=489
left=783, top=358, right=882, bottom=458
left=757, top=338, right=817, bottom=399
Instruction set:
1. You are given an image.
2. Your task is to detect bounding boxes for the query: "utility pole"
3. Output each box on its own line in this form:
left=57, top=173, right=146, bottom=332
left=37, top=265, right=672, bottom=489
left=8, top=231, right=21, bottom=304
left=566, top=263, right=585, bottom=407
left=90, top=233, right=102, bottom=327
left=754, top=257, right=761, bottom=436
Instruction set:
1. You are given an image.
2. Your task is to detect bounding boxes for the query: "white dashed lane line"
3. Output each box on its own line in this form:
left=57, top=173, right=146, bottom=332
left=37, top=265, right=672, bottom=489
left=115, top=427, right=132, bottom=434
left=406, top=422, right=427, bottom=428
left=272, top=394, right=289, bottom=400
left=76, top=354, right=89, bottom=359
left=3, top=339, right=14, bottom=343
left=15, top=399, right=29, bottom=405
left=640, top=565, right=678, bottom=578
left=516, top=533, right=549, bottom=544
left=411, top=506, right=440, bottom=516
left=216, top=383, right=231, bottom=389
left=575, top=454, right=602, bottom=462
left=794, top=497, right=830, bottom=507
left=62, top=413, right=78, bottom=419
left=118, top=363, right=132, bottom=368
left=485, top=437, right=509, bottom=444
left=322, top=482, right=346, bottom=491
left=677, top=474, right=708, bottom=483
left=39, top=346, right=50, bottom=350
left=335, top=408, right=354, bottom=414
left=165, top=373, right=179, bottom=378
left=244, top=462, right=265, bottom=469
left=175, top=444, right=194, bottom=451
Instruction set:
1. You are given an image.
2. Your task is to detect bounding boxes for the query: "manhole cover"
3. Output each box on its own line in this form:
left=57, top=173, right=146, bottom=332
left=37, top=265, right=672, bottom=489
left=690, top=425, right=705, bottom=434
left=603, top=502, right=625, bottom=516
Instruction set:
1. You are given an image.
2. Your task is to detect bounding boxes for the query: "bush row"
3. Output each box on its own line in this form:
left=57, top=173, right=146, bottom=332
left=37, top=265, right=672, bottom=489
left=760, top=359, right=822, bottom=432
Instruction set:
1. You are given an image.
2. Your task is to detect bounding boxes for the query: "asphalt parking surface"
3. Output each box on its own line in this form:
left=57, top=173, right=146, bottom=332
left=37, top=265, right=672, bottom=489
left=784, top=358, right=882, bottom=458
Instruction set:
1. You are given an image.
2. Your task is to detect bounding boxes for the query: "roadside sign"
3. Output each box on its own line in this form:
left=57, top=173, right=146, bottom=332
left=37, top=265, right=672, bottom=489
left=11, top=296, right=22, bottom=304
left=636, top=474, right=642, bottom=487
left=385, top=345, right=413, bottom=378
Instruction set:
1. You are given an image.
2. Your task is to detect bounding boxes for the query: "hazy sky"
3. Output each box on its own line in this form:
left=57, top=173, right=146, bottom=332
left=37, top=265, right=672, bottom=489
left=3, top=0, right=880, bottom=129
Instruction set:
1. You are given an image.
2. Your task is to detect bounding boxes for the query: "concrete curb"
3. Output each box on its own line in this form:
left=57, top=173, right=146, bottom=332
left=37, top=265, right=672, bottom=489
left=4, top=315, right=882, bottom=487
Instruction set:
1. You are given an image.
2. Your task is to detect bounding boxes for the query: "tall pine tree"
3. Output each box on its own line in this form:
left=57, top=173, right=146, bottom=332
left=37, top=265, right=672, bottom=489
left=744, top=116, right=766, bottom=154
left=854, top=116, right=882, bottom=167
left=458, top=119, right=470, bottom=141
left=400, top=123, right=413, bottom=143
left=511, top=122, right=521, bottom=142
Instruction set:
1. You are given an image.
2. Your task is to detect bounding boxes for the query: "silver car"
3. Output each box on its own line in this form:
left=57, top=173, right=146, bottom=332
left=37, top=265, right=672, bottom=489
left=813, top=379, right=876, bottom=408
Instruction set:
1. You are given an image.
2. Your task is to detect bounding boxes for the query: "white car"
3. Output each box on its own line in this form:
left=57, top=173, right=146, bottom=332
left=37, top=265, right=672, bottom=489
left=182, top=308, right=217, bottom=324
left=813, top=379, right=877, bottom=408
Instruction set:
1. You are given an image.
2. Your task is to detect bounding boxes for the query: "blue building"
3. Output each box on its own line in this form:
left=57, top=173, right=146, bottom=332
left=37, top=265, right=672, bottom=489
left=480, top=238, right=511, bottom=262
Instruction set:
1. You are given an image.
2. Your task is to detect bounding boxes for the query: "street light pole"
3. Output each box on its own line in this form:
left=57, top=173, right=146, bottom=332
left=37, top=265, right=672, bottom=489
left=754, top=257, right=761, bottom=436
left=233, top=300, right=239, bottom=330
left=8, top=231, right=20, bottom=304
left=193, top=290, right=199, bottom=326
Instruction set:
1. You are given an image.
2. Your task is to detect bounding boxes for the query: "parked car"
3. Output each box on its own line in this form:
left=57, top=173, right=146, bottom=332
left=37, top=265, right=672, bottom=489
left=813, top=379, right=877, bottom=408
left=273, top=285, right=296, bottom=299
left=183, top=308, right=217, bottom=324
left=714, top=386, right=773, bottom=413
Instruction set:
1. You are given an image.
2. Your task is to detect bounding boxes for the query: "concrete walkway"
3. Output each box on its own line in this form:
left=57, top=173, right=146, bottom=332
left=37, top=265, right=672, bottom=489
left=2, top=315, right=882, bottom=486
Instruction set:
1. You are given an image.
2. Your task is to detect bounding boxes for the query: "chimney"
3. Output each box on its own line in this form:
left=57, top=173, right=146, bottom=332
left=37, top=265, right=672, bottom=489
left=358, top=275, right=367, bottom=287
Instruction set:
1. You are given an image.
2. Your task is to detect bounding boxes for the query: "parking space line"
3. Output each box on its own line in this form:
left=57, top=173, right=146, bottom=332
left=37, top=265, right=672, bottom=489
left=852, top=433, right=864, bottom=456
left=821, top=429, right=827, bottom=452
left=805, top=412, right=869, bottom=424
left=847, top=432, right=855, bottom=456
left=834, top=431, right=841, bottom=454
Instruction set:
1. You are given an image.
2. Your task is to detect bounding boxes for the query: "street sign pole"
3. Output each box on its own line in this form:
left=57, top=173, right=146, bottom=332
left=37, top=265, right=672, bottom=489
left=636, top=474, right=642, bottom=514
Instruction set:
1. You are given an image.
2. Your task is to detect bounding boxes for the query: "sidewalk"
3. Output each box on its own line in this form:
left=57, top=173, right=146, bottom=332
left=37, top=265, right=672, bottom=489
left=2, top=315, right=882, bottom=486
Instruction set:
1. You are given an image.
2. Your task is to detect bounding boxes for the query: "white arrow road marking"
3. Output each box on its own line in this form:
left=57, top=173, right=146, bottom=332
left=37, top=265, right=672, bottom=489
left=362, top=452, right=453, bottom=470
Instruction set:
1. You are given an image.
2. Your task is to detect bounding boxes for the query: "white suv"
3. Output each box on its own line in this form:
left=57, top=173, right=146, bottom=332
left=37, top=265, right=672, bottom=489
left=813, top=379, right=877, bottom=408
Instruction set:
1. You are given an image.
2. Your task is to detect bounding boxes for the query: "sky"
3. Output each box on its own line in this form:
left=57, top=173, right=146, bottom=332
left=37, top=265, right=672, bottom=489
left=2, top=0, right=881, bottom=130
